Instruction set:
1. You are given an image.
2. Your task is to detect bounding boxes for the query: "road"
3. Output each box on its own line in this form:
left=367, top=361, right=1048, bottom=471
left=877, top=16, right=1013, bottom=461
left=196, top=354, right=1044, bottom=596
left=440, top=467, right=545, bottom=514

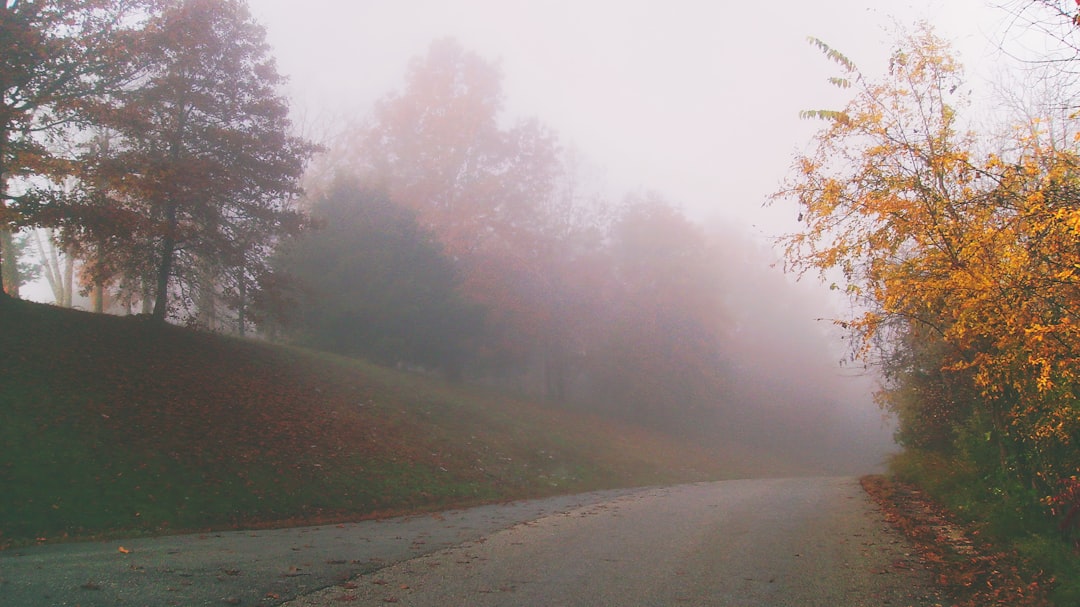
left=1, top=477, right=941, bottom=606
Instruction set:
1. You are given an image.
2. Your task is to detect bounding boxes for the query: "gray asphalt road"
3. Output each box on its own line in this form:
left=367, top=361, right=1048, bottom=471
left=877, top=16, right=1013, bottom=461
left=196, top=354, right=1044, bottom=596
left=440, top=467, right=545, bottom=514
left=285, top=477, right=942, bottom=607
left=1, top=477, right=942, bottom=607
left=0, top=488, right=640, bottom=606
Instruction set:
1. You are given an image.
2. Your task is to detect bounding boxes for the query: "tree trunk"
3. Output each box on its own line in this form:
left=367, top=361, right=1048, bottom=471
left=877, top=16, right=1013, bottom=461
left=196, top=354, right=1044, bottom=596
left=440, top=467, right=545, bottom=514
left=197, top=266, right=217, bottom=330
left=91, top=283, right=104, bottom=313
left=236, top=264, right=247, bottom=337
left=35, top=229, right=75, bottom=307
left=544, top=342, right=567, bottom=403
left=1, top=229, right=20, bottom=298
left=0, top=136, right=8, bottom=299
left=153, top=200, right=178, bottom=323
left=62, top=244, right=73, bottom=308
left=153, top=234, right=175, bottom=322
left=0, top=240, right=7, bottom=299
left=141, top=280, right=153, bottom=314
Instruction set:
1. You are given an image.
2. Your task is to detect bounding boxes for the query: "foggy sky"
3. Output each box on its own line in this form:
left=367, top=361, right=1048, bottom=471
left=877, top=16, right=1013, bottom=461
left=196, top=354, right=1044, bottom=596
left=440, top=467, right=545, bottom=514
left=247, top=0, right=1004, bottom=234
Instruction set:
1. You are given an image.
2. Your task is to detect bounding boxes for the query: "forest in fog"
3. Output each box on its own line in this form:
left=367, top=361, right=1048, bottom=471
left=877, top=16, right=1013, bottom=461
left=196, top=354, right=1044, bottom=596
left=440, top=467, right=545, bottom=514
left=1, top=0, right=891, bottom=470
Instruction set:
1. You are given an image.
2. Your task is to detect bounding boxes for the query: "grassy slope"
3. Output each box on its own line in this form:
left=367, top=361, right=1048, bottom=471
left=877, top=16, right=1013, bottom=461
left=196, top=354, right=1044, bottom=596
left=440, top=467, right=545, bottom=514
left=0, top=298, right=739, bottom=547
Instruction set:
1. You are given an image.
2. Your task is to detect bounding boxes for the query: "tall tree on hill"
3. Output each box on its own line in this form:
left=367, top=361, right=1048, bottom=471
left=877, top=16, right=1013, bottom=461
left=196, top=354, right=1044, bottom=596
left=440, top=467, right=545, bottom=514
left=0, top=0, right=158, bottom=297
left=77, top=0, right=316, bottom=323
left=359, top=38, right=562, bottom=257
left=349, top=38, right=565, bottom=378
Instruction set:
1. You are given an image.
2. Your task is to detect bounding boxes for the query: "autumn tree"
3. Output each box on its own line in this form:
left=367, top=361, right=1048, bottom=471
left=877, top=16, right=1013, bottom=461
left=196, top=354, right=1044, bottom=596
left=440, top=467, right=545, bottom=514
left=356, top=38, right=561, bottom=256
left=775, top=25, right=1080, bottom=509
left=67, top=0, right=315, bottom=324
left=340, top=38, right=568, bottom=382
left=32, top=228, right=74, bottom=308
left=336, top=37, right=735, bottom=416
left=0, top=0, right=159, bottom=297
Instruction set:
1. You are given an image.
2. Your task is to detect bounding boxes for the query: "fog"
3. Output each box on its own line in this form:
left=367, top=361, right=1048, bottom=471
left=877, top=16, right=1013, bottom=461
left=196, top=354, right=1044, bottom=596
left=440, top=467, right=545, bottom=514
left=707, top=224, right=892, bottom=474
left=27, top=1, right=1014, bottom=473
left=245, top=0, right=1009, bottom=474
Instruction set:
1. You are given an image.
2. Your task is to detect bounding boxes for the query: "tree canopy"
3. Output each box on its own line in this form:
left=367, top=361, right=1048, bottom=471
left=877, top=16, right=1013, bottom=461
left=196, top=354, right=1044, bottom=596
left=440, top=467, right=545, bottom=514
left=0, top=0, right=159, bottom=296
left=3, top=0, right=315, bottom=325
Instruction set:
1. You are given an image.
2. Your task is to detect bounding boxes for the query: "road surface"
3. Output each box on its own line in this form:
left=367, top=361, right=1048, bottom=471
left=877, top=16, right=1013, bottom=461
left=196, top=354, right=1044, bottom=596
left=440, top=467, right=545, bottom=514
left=1, top=477, right=941, bottom=606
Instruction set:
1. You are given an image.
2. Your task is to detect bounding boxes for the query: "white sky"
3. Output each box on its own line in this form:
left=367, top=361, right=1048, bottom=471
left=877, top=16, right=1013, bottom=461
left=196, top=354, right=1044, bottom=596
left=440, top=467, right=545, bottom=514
left=246, top=0, right=1010, bottom=240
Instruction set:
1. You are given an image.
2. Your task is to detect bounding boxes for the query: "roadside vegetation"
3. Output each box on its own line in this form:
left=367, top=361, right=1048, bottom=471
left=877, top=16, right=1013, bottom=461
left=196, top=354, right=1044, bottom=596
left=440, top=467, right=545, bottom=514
left=773, top=6, right=1080, bottom=605
left=0, top=298, right=735, bottom=548
left=864, top=474, right=1059, bottom=607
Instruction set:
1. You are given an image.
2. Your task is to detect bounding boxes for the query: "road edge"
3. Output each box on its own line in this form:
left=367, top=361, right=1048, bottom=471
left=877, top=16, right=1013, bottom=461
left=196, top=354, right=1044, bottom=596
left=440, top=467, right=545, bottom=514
left=861, top=474, right=1053, bottom=607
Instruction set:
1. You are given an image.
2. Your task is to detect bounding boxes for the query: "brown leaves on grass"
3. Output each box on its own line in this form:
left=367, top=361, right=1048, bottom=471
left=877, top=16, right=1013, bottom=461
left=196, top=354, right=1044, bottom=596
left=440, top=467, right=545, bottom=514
left=862, top=475, right=1053, bottom=607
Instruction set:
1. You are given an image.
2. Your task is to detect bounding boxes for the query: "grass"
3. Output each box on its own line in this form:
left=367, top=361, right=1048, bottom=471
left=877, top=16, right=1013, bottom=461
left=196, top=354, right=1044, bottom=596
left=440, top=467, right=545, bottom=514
left=888, top=449, right=1080, bottom=606
left=0, top=297, right=737, bottom=547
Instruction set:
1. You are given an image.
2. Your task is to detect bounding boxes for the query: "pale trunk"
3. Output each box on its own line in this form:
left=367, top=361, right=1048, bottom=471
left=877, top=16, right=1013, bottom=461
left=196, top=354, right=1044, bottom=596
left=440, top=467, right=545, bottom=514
left=35, top=230, right=62, bottom=303
left=61, top=246, right=73, bottom=308
left=35, top=229, right=74, bottom=307
left=141, top=281, right=153, bottom=314
left=1, top=229, right=20, bottom=298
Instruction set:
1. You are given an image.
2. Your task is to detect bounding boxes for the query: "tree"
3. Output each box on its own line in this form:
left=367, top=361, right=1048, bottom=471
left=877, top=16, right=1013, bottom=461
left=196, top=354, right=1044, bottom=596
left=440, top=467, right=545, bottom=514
left=586, top=194, right=728, bottom=426
left=343, top=38, right=566, bottom=380
left=357, top=38, right=563, bottom=256
left=0, top=0, right=157, bottom=297
left=75, top=0, right=315, bottom=324
left=1003, top=1, right=1080, bottom=61
left=269, top=177, right=482, bottom=374
left=32, top=227, right=73, bottom=307
left=774, top=25, right=1080, bottom=505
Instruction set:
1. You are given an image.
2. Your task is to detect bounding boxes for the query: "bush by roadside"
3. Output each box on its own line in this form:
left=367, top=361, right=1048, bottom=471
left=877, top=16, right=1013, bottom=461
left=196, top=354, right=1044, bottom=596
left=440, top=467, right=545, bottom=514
left=863, top=473, right=1058, bottom=606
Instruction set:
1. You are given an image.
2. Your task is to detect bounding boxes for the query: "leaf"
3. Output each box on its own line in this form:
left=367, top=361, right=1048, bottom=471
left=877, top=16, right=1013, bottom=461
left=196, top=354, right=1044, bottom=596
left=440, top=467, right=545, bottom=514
left=798, top=109, right=850, bottom=124
left=806, top=36, right=858, bottom=73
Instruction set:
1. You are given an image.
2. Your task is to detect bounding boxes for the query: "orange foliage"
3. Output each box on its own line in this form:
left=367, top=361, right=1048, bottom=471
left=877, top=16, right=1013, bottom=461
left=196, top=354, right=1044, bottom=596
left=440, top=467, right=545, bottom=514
left=775, top=25, right=1080, bottom=503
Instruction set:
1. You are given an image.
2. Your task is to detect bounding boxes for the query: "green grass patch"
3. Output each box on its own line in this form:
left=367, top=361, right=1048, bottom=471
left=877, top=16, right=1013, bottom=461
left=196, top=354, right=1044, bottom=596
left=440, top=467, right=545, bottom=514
left=0, top=298, right=736, bottom=547
left=890, top=449, right=1080, bottom=606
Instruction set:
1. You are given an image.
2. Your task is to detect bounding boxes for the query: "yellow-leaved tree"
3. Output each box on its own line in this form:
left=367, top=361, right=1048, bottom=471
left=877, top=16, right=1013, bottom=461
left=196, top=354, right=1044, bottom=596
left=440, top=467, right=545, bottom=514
left=773, top=24, right=1080, bottom=515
